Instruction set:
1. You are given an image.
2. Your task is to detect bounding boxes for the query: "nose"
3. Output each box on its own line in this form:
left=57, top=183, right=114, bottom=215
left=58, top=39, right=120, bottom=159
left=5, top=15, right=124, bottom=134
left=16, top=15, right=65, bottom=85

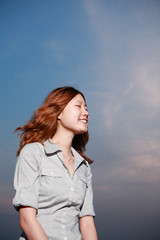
left=83, top=108, right=89, bottom=118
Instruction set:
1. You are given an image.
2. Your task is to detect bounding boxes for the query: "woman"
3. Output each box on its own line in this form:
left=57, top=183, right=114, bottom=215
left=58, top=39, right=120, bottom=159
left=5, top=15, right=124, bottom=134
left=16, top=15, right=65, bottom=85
left=13, top=86, right=98, bottom=240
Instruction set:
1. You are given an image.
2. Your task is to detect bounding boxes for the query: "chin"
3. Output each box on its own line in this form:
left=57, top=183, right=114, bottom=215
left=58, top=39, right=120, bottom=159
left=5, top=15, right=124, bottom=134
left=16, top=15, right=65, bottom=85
left=76, top=128, right=88, bottom=134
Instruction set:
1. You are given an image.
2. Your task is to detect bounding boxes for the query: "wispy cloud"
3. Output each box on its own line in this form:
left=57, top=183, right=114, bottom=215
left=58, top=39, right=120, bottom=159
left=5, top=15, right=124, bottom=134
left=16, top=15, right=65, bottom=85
left=103, top=62, right=160, bottom=130
left=84, top=0, right=160, bottom=129
left=94, top=185, right=111, bottom=192
left=44, top=39, right=68, bottom=64
left=111, top=155, right=160, bottom=185
left=131, top=64, right=160, bottom=116
left=84, top=0, right=160, bottom=188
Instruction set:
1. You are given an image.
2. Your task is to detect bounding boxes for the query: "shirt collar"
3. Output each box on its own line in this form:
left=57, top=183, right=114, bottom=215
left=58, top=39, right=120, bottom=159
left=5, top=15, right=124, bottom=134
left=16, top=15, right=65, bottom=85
left=44, top=139, right=61, bottom=156
left=44, top=139, right=87, bottom=167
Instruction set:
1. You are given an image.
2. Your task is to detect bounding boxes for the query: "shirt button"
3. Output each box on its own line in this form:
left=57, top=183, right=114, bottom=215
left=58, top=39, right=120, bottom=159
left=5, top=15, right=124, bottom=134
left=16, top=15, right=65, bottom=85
left=62, top=225, right=66, bottom=229
left=64, top=237, right=68, bottom=240
left=70, top=187, right=74, bottom=191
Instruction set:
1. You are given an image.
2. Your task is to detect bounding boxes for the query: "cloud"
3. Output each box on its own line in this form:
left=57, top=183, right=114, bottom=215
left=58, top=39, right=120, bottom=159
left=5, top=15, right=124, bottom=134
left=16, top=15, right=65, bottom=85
left=83, top=0, right=112, bottom=47
left=83, top=0, right=160, bottom=133
left=102, top=61, right=160, bottom=131
left=115, top=153, right=160, bottom=184
left=102, top=96, right=126, bottom=129
left=84, top=0, right=160, bottom=188
left=44, top=39, right=68, bottom=64
left=131, top=64, right=160, bottom=115
left=94, top=185, right=111, bottom=192
left=93, top=137, right=160, bottom=187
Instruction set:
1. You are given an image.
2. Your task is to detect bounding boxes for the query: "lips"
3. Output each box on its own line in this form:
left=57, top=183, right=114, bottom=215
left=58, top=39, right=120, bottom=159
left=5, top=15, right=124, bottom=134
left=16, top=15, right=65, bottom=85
left=79, top=119, right=88, bottom=123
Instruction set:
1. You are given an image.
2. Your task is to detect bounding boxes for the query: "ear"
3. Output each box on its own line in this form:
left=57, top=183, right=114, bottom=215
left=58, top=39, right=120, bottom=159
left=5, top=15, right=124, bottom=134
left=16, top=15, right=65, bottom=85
left=57, top=112, right=62, bottom=120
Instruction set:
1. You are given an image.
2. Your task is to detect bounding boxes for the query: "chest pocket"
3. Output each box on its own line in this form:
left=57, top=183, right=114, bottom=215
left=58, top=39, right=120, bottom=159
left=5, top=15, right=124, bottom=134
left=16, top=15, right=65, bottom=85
left=79, top=177, right=88, bottom=186
left=40, top=169, right=63, bottom=194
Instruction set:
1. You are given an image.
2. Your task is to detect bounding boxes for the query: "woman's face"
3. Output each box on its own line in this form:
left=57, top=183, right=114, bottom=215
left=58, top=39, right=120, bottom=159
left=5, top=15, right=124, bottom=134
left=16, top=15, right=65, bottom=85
left=58, top=94, right=89, bottom=135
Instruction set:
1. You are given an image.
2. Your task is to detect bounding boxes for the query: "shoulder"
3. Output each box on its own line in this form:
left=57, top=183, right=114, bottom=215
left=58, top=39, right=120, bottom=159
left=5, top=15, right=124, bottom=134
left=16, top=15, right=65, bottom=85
left=18, top=142, right=44, bottom=165
left=20, top=142, right=43, bottom=155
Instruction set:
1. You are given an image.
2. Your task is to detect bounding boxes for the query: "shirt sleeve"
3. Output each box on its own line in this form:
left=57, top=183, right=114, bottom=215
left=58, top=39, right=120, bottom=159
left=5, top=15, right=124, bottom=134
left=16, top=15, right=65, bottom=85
left=13, top=143, right=41, bottom=211
left=79, top=164, right=95, bottom=218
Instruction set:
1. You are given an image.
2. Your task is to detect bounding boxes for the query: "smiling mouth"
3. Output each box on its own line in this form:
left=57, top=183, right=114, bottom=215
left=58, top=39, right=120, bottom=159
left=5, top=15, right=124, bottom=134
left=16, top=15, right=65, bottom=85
left=79, top=119, right=88, bottom=123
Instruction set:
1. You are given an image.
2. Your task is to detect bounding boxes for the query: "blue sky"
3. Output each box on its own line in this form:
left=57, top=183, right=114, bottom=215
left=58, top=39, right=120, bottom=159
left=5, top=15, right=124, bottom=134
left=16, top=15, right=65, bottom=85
left=0, top=0, right=160, bottom=239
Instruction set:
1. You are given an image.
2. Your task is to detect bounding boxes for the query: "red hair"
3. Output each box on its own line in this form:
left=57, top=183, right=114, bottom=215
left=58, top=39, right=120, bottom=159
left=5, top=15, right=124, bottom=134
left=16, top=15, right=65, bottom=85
left=15, top=86, right=92, bottom=163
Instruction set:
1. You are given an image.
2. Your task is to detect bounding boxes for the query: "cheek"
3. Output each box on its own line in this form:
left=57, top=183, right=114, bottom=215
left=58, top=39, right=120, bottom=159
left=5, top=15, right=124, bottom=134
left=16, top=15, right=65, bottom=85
left=72, top=109, right=80, bottom=118
left=60, top=107, right=81, bottom=126
left=65, top=108, right=80, bottom=119
left=61, top=112, right=78, bottom=126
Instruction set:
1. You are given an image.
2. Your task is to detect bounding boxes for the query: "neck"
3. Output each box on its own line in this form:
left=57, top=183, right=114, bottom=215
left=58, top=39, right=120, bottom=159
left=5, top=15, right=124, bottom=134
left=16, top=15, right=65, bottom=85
left=51, top=129, right=74, bottom=155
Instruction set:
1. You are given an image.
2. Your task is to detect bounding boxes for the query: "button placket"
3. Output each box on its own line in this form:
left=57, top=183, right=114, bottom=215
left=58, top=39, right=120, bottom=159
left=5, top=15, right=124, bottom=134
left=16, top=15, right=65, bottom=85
left=68, top=179, right=75, bottom=205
